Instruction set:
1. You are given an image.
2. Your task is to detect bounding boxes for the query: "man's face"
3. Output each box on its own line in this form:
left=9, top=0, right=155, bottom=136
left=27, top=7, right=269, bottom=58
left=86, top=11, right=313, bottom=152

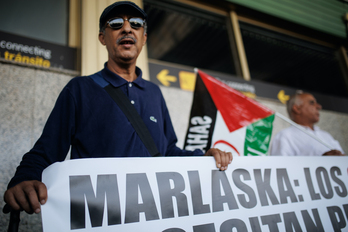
left=298, top=94, right=322, bottom=124
left=99, top=14, right=147, bottom=65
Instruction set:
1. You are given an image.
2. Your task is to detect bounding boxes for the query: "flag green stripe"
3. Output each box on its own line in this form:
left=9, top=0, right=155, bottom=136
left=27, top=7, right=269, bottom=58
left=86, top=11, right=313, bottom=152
left=244, top=114, right=275, bottom=156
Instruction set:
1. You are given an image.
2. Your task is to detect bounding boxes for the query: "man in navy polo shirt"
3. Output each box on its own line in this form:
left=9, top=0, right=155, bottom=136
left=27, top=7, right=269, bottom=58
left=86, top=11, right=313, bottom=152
left=4, top=1, right=232, bottom=215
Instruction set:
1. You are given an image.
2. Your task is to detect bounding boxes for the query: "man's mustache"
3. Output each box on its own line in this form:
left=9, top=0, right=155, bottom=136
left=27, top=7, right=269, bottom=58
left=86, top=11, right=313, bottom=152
left=117, top=36, right=137, bottom=44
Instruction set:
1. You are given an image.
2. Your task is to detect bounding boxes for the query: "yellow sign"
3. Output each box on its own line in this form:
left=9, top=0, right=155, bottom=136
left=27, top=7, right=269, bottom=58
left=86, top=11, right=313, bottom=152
left=3, top=51, right=51, bottom=68
left=179, top=71, right=196, bottom=91
left=277, top=90, right=290, bottom=104
left=156, top=69, right=177, bottom=86
left=156, top=69, right=197, bottom=91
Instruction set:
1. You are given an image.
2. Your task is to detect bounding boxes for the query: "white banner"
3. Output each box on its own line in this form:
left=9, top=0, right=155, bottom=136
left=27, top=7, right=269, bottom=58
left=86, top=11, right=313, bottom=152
left=41, top=156, right=348, bottom=232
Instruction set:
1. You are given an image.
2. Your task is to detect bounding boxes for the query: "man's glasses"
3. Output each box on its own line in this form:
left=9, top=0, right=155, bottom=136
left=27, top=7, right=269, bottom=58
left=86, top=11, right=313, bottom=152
left=106, top=17, right=145, bottom=30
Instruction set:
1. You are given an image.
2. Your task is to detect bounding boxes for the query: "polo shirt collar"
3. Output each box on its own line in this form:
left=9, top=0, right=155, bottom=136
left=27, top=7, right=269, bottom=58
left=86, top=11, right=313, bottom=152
left=293, top=124, right=320, bottom=132
left=101, top=62, right=146, bottom=88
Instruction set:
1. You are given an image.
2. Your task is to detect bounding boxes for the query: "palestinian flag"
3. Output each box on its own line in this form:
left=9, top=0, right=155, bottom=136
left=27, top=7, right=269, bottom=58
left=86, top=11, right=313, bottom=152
left=184, top=69, right=275, bottom=156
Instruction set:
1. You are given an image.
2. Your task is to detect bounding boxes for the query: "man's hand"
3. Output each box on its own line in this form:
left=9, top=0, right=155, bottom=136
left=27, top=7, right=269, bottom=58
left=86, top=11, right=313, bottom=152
left=205, top=148, right=233, bottom=171
left=322, top=150, right=345, bottom=156
left=4, top=180, right=47, bottom=214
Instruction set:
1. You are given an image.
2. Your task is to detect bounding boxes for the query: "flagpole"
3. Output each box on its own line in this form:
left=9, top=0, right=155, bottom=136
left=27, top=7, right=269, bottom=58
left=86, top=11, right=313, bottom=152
left=275, top=112, right=334, bottom=150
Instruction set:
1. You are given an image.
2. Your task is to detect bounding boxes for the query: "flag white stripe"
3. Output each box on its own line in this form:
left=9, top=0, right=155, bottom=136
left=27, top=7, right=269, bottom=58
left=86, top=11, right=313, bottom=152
left=275, top=112, right=334, bottom=150
left=246, top=146, right=265, bottom=156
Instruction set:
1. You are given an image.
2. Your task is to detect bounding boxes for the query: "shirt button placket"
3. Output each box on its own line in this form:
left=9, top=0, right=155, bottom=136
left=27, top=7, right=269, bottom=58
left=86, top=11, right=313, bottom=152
left=129, top=83, right=135, bottom=104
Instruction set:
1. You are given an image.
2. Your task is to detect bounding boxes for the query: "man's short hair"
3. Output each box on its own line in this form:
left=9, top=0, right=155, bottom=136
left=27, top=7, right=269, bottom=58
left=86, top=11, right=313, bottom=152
left=286, top=90, right=304, bottom=119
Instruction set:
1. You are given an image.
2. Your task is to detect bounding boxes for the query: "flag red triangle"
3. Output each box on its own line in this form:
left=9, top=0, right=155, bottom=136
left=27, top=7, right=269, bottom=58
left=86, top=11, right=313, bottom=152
left=198, top=69, right=274, bottom=132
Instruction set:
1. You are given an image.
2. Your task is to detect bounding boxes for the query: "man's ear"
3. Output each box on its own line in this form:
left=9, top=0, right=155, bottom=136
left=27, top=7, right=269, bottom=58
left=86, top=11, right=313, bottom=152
left=292, top=104, right=302, bottom=115
left=142, top=33, right=147, bottom=46
left=99, top=32, right=106, bottom=45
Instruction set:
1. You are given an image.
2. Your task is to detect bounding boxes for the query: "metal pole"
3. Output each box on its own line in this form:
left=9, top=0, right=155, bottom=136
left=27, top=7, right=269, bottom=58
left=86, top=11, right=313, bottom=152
left=275, top=112, right=334, bottom=150
left=3, top=204, right=20, bottom=232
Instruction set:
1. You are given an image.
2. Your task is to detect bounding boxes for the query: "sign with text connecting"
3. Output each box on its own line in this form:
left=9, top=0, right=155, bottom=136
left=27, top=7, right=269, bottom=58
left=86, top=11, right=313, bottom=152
left=41, top=157, right=348, bottom=232
left=0, top=31, right=77, bottom=70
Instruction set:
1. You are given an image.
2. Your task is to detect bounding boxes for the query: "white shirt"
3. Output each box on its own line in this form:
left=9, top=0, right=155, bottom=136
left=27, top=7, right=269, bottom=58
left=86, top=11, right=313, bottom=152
left=270, top=125, right=344, bottom=156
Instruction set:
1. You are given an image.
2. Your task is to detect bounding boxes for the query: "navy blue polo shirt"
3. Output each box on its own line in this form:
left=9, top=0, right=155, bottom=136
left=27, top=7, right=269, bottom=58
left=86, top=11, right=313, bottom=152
left=8, top=64, right=203, bottom=188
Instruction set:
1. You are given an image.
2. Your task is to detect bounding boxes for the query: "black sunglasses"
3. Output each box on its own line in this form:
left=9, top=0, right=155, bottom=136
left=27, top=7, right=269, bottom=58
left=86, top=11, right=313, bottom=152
left=106, top=17, right=145, bottom=30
